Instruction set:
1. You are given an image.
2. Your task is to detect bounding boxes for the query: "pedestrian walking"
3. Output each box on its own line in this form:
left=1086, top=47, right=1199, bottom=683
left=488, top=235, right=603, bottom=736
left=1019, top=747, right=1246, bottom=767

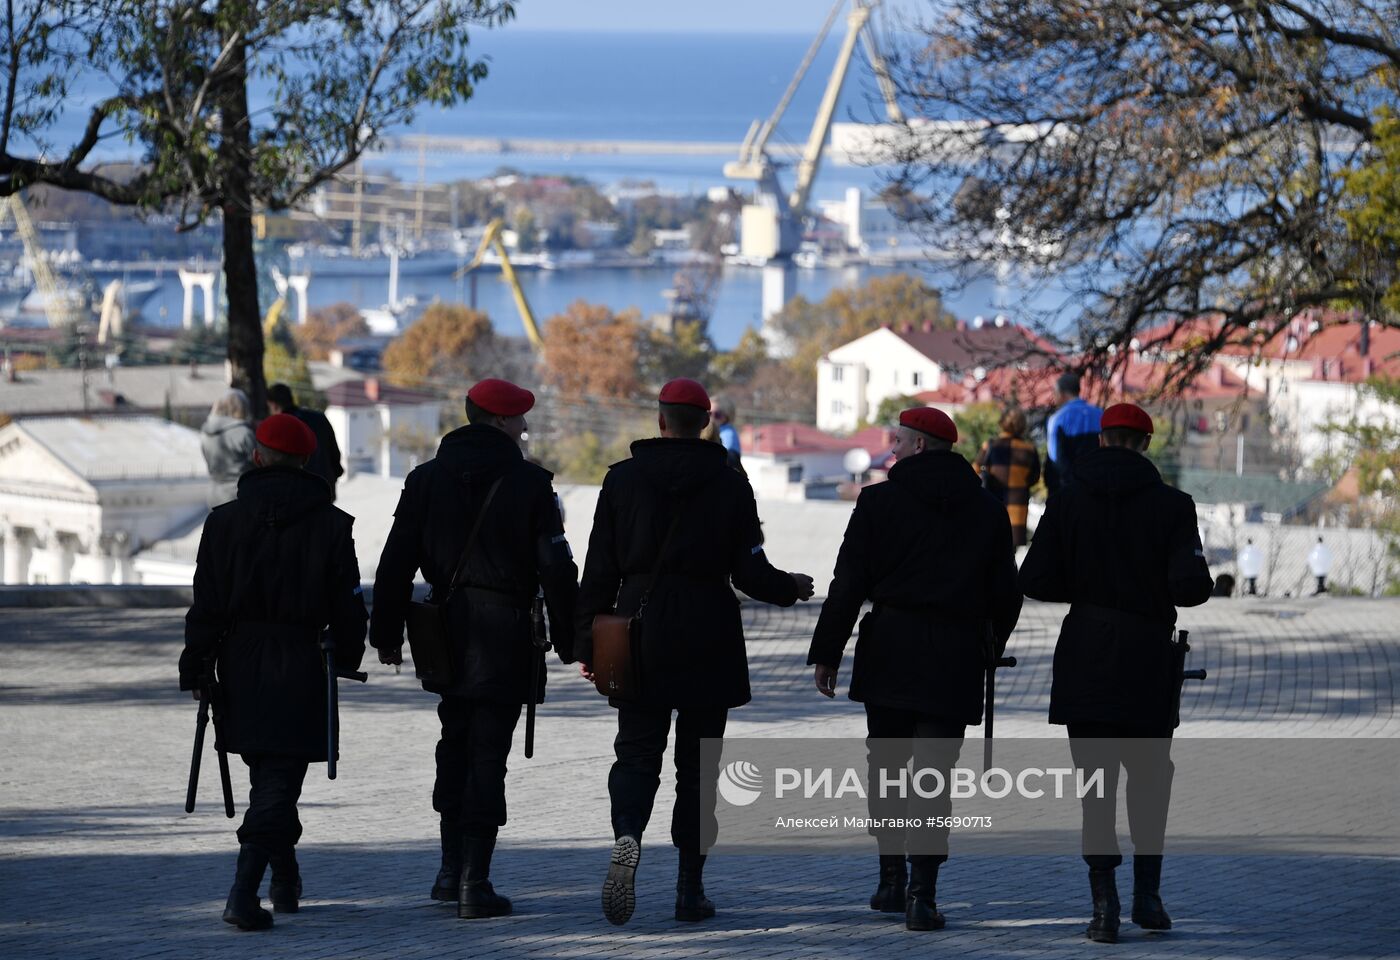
left=179, top=413, right=369, bottom=930
left=370, top=378, right=578, bottom=919
left=808, top=406, right=1022, bottom=931
left=1019, top=402, right=1214, bottom=943
left=267, top=382, right=344, bottom=499
left=1044, top=373, right=1102, bottom=495
left=574, top=377, right=814, bottom=926
left=199, top=388, right=256, bottom=506
left=973, top=406, right=1042, bottom=547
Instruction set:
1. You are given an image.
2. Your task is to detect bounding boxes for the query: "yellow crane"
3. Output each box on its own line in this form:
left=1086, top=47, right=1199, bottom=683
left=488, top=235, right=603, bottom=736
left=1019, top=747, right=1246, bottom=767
left=453, top=217, right=544, bottom=350
left=0, top=195, right=87, bottom=327
left=725, top=0, right=904, bottom=262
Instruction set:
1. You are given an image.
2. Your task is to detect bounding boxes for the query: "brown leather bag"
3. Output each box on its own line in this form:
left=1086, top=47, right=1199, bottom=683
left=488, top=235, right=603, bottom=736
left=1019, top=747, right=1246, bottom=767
left=405, top=475, right=503, bottom=687
left=590, top=512, right=682, bottom=700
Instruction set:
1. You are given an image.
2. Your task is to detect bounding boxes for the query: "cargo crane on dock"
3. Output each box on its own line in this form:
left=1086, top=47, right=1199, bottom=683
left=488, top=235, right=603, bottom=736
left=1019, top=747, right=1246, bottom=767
left=725, top=0, right=904, bottom=264
left=0, top=196, right=88, bottom=328
left=454, top=218, right=544, bottom=351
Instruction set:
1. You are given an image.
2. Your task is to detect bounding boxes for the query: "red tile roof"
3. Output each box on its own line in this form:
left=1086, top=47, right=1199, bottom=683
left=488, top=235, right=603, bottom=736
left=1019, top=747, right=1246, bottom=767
left=324, top=378, right=439, bottom=408
left=1137, top=314, right=1400, bottom=381
left=742, top=422, right=896, bottom=457
left=887, top=321, right=1058, bottom=371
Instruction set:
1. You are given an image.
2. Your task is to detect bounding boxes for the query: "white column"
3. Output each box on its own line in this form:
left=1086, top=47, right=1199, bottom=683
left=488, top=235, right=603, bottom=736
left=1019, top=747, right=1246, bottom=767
left=179, top=269, right=218, bottom=328
left=200, top=275, right=216, bottom=328
left=3, top=527, right=30, bottom=584
left=761, top=263, right=793, bottom=357
left=179, top=270, right=197, bottom=329
left=289, top=274, right=312, bottom=325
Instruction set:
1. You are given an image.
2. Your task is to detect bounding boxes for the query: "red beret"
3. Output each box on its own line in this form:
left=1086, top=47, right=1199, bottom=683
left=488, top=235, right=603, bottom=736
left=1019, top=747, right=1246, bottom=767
left=255, top=413, right=317, bottom=458
left=467, top=378, right=535, bottom=417
left=658, top=377, right=710, bottom=410
left=899, top=406, right=958, bottom=443
left=1101, top=402, right=1153, bottom=435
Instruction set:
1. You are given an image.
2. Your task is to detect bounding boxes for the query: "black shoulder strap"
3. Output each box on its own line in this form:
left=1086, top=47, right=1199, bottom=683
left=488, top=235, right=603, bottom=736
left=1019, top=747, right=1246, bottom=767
left=443, top=474, right=505, bottom=600
left=637, top=510, right=683, bottom=613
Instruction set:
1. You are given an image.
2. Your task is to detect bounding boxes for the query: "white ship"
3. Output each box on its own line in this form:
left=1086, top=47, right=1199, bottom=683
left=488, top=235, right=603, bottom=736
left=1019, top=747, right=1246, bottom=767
left=288, top=240, right=469, bottom=277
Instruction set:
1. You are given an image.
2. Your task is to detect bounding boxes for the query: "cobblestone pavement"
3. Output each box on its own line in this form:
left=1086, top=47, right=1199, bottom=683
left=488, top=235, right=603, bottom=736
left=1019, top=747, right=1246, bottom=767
left=1, top=597, right=1397, bottom=959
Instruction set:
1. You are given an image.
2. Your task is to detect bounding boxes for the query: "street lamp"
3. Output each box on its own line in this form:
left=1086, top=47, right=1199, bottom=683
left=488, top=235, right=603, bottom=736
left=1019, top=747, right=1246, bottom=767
left=1238, top=538, right=1263, bottom=596
left=1307, top=536, right=1333, bottom=595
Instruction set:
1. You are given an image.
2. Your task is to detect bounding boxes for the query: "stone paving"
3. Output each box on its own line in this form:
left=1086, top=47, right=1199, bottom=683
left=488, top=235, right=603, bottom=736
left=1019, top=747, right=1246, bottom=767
left=1, top=596, right=1398, bottom=959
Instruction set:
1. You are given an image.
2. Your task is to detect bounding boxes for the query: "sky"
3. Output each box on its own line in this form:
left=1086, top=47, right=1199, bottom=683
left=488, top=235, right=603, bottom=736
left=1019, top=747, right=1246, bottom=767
left=508, top=0, right=927, bottom=34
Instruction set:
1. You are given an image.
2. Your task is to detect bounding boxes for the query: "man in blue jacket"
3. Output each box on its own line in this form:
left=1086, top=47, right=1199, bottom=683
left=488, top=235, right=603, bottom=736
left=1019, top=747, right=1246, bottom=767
left=1044, top=373, right=1102, bottom=494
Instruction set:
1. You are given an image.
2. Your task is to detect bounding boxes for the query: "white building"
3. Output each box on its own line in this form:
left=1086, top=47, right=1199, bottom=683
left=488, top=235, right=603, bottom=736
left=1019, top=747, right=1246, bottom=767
left=324, top=377, right=441, bottom=479
left=739, top=422, right=896, bottom=502
left=1146, top=317, right=1400, bottom=468
left=0, top=417, right=209, bottom=584
left=815, top=188, right=931, bottom=262
left=816, top=318, right=1048, bottom=432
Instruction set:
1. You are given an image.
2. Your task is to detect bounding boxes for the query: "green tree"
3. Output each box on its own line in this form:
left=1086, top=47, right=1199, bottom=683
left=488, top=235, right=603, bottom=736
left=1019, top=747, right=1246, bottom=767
left=711, top=327, right=769, bottom=386
left=872, top=393, right=922, bottom=429
left=1, top=0, right=516, bottom=415
left=512, top=206, right=538, bottom=253
left=1342, top=109, right=1400, bottom=317
left=952, top=402, right=1002, bottom=462
left=1316, top=378, right=1400, bottom=593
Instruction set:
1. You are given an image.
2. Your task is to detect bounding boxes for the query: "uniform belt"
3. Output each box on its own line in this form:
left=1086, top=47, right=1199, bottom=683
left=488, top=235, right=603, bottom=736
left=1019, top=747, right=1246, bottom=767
left=621, top=572, right=728, bottom=586
left=461, top=586, right=532, bottom=610
left=1070, top=603, right=1173, bottom=632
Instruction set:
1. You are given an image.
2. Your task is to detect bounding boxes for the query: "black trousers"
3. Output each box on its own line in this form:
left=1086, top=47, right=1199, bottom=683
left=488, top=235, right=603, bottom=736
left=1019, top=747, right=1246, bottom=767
left=1067, top=722, right=1175, bottom=870
left=434, top=697, right=522, bottom=839
left=864, top=704, right=966, bottom=862
left=609, top=703, right=728, bottom=855
left=237, top=755, right=309, bottom=851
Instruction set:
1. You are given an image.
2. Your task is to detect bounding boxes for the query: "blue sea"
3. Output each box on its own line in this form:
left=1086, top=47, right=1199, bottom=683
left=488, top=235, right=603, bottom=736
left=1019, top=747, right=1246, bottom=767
left=42, top=30, right=1075, bottom=347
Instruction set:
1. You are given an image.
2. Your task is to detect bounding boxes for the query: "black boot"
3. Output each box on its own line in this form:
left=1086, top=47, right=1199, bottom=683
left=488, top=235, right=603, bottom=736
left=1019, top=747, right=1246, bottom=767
left=870, top=855, right=907, bottom=912
left=1087, top=867, right=1121, bottom=943
left=675, top=852, right=715, bottom=922
left=905, top=856, right=946, bottom=931
left=602, top=833, right=641, bottom=926
left=1131, top=856, right=1171, bottom=930
left=222, top=844, right=274, bottom=931
left=267, top=847, right=301, bottom=914
left=431, top=820, right=463, bottom=902
left=458, top=836, right=512, bottom=919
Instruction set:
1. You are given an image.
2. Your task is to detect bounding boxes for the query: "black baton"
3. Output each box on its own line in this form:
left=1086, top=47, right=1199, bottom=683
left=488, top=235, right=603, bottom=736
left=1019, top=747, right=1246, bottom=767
left=185, top=686, right=211, bottom=813
left=322, top=635, right=368, bottom=780
left=525, top=593, right=550, bottom=759
left=1178, top=629, right=1208, bottom=681
left=206, top=672, right=235, bottom=818
left=983, top=655, right=1017, bottom=769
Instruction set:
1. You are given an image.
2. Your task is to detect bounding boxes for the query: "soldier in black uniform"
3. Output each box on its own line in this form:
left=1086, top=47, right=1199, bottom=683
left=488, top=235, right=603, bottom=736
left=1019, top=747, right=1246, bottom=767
left=575, top=378, right=815, bottom=926
left=180, top=413, right=369, bottom=931
left=370, top=378, right=578, bottom=919
left=1020, top=402, right=1213, bottom=943
left=808, top=406, right=1022, bottom=931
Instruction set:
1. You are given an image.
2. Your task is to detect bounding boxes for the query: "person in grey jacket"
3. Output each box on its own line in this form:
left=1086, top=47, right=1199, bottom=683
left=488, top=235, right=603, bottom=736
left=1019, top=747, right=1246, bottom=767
left=200, top=389, right=257, bottom=505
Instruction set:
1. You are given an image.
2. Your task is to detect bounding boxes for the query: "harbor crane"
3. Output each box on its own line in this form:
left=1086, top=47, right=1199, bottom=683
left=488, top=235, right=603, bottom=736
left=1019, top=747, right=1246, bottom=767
left=0, top=195, right=88, bottom=328
left=725, top=0, right=904, bottom=263
left=453, top=218, right=544, bottom=351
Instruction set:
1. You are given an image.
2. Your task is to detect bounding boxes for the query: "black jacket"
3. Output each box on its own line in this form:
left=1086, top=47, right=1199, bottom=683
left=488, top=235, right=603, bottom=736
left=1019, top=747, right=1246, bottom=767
left=288, top=405, right=344, bottom=496
left=1019, top=445, right=1214, bottom=727
left=574, top=438, right=800, bottom=710
left=370, top=424, right=578, bottom=702
left=807, top=450, right=1022, bottom=724
left=180, top=466, right=368, bottom=761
